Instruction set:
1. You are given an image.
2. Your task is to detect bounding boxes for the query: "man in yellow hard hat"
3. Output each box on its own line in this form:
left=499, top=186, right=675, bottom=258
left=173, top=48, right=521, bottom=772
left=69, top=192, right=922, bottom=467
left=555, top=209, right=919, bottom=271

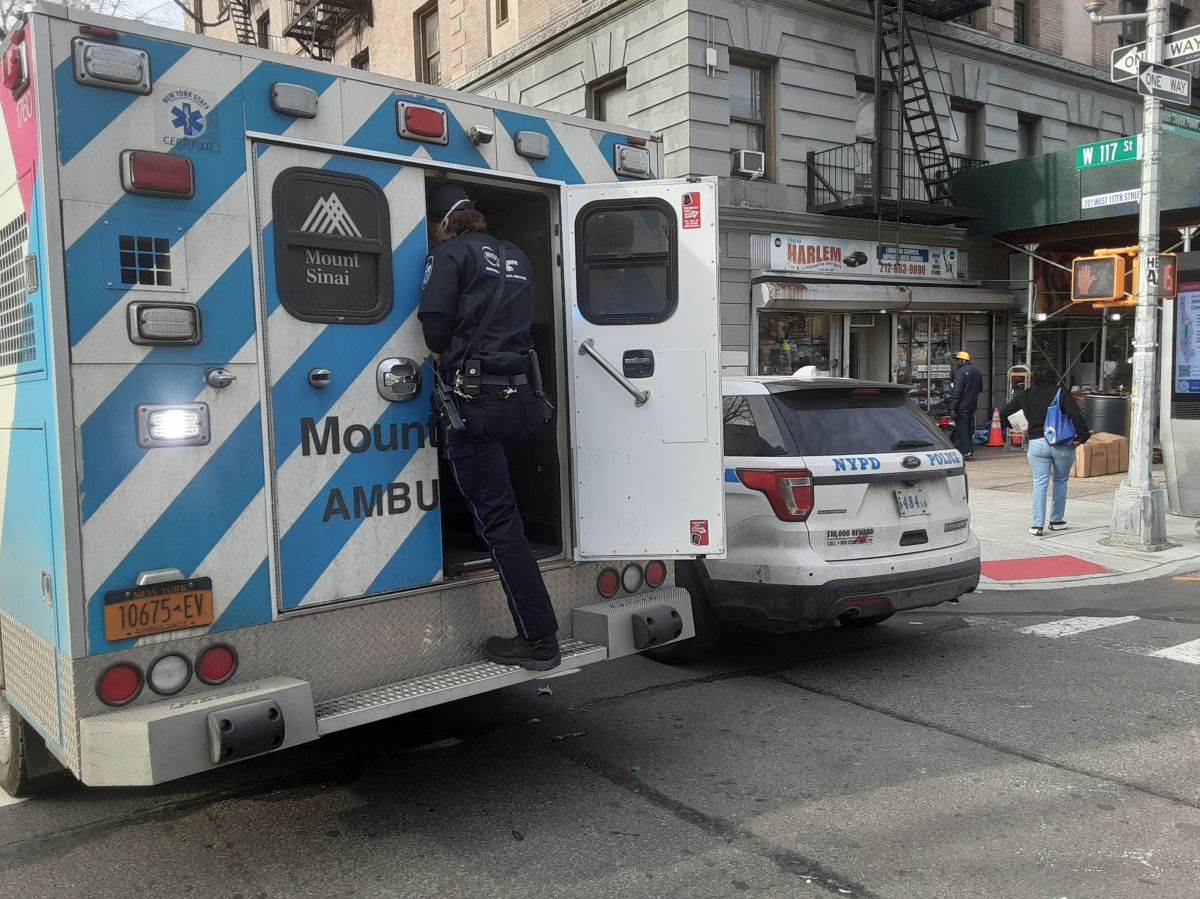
left=949, top=350, right=983, bottom=460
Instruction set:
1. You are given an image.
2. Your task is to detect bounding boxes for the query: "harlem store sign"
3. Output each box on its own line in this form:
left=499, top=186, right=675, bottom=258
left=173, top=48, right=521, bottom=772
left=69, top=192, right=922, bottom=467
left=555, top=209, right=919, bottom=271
left=769, top=235, right=960, bottom=281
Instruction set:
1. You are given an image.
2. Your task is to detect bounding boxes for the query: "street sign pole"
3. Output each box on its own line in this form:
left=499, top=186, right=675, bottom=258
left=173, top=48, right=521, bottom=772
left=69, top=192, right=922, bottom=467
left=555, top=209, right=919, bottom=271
left=1112, top=0, right=1171, bottom=550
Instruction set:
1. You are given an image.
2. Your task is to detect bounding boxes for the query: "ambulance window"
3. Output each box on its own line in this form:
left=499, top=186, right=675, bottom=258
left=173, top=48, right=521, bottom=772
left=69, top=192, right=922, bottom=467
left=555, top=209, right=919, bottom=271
left=722, top=395, right=788, bottom=456
left=576, top=200, right=677, bottom=324
left=272, top=168, right=393, bottom=324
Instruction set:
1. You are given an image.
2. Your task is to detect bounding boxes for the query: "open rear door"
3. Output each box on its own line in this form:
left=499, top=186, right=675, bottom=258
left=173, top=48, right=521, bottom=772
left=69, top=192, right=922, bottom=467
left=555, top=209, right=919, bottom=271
left=563, top=177, right=724, bottom=560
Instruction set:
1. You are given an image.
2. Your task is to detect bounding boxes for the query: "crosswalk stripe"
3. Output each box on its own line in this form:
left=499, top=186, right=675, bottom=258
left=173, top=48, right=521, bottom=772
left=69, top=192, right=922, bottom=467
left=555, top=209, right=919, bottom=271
left=1016, top=616, right=1141, bottom=638
left=1148, top=639, right=1200, bottom=665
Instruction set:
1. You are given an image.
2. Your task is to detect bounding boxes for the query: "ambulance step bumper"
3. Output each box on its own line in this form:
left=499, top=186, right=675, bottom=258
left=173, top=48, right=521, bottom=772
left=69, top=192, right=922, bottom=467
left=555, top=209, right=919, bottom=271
left=315, top=639, right=606, bottom=735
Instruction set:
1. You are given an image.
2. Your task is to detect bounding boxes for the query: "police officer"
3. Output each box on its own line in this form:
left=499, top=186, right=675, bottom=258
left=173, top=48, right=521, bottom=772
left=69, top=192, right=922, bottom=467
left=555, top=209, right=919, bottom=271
left=419, top=183, right=560, bottom=671
left=948, top=350, right=983, bottom=461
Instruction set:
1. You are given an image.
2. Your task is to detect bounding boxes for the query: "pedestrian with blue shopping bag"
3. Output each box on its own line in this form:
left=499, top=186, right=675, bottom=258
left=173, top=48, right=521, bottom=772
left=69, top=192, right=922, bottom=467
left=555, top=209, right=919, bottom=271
left=1001, top=369, right=1091, bottom=537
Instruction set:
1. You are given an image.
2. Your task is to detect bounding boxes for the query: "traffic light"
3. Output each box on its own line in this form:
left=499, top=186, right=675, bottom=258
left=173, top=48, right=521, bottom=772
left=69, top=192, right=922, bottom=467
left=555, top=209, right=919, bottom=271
left=1071, top=255, right=1126, bottom=303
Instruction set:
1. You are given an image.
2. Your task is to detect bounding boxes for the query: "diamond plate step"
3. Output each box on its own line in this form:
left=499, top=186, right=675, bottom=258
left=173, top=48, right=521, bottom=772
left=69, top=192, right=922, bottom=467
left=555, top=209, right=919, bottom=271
left=314, top=640, right=607, bottom=735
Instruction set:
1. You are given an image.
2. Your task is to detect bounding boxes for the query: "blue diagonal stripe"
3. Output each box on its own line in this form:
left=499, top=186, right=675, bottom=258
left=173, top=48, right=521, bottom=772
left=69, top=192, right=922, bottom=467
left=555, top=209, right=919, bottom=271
left=55, top=35, right=190, bottom=166
left=78, top=251, right=255, bottom=522
left=211, top=560, right=271, bottom=632
left=367, top=503, right=442, bottom=595
left=495, top=110, right=583, bottom=184
left=87, top=405, right=265, bottom=652
left=346, top=91, right=488, bottom=169
left=242, top=62, right=338, bottom=136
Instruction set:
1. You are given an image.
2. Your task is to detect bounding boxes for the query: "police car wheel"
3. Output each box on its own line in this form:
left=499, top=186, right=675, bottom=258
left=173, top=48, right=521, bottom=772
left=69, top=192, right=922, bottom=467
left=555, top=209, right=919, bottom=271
left=839, top=612, right=895, bottom=629
left=644, top=562, right=723, bottom=665
left=0, top=691, right=61, bottom=798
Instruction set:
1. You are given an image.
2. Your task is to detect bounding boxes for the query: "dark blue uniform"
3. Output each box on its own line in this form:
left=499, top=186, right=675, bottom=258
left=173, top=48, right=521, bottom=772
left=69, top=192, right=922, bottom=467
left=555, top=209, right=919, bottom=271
left=949, top=360, right=984, bottom=458
left=419, top=231, right=558, bottom=642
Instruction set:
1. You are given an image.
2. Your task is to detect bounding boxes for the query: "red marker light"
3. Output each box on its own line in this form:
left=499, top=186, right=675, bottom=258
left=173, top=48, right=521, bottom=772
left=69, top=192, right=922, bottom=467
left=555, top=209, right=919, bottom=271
left=80, top=25, right=120, bottom=39
left=645, top=560, right=667, bottom=588
left=403, top=105, right=447, bottom=140
left=196, top=644, right=238, bottom=685
left=97, top=662, right=143, bottom=706
left=122, top=150, right=195, bottom=198
left=597, top=568, right=620, bottom=598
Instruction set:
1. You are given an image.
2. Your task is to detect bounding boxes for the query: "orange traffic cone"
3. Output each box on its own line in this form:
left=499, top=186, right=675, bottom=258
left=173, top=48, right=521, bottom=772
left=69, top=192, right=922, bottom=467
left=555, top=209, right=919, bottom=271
left=986, top=407, right=1003, bottom=447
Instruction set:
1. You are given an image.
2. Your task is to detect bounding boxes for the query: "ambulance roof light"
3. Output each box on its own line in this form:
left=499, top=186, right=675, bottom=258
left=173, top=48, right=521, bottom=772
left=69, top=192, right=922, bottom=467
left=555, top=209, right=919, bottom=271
left=613, top=143, right=651, bottom=179
left=397, top=101, right=449, bottom=145
left=514, top=130, right=550, bottom=160
left=73, top=38, right=151, bottom=94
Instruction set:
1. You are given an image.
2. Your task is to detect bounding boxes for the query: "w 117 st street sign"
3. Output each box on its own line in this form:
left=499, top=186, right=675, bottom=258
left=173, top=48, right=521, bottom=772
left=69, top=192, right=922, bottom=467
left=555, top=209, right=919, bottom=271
left=1075, top=135, right=1140, bottom=169
left=1112, top=23, right=1200, bottom=81
left=1138, top=62, right=1192, bottom=105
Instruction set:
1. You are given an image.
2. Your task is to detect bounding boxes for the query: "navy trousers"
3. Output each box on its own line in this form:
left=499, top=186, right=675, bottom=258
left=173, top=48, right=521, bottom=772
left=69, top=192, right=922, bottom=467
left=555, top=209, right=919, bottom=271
left=443, top=386, right=558, bottom=640
left=954, top=409, right=975, bottom=457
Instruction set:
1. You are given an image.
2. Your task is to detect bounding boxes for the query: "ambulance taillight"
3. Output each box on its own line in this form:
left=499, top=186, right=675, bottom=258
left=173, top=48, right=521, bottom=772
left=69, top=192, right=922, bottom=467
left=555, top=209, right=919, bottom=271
left=121, top=150, right=195, bottom=199
left=645, top=560, right=667, bottom=589
left=621, top=564, right=644, bottom=593
left=147, top=653, right=191, bottom=696
left=597, top=568, right=620, bottom=598
left=196, top=645, right=238, bottom=685
left=97, top=662, right=143, bottom=706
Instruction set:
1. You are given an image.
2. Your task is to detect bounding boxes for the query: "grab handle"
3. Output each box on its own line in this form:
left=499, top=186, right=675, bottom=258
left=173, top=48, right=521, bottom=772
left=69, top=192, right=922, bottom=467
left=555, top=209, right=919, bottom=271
left=577, top=338, right=650, bottom=407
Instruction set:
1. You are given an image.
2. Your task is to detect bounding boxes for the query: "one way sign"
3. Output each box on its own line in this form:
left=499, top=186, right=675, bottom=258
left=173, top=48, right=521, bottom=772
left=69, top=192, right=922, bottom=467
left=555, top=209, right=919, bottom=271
left=1112, top=24, right=1200, bottom=81
left=1138, top=61, right=1193, bottom=105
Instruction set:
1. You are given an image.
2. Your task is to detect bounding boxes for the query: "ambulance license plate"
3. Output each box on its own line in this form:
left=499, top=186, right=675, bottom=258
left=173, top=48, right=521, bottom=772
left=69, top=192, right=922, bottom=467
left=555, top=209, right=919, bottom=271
left=103, top=577, right=214, bottom=641
left=893, top=487, right=929, bottom=517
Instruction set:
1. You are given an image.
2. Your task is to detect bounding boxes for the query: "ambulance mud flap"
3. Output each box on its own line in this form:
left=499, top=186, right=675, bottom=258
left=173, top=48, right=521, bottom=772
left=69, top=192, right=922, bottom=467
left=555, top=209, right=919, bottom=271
left=572, top=588, right=695, bottom=659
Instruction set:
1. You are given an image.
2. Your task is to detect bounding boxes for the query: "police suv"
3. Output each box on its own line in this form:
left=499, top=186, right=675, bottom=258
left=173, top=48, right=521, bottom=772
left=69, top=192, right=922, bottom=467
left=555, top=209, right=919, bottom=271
left=649, top=373, right=981, bottom=662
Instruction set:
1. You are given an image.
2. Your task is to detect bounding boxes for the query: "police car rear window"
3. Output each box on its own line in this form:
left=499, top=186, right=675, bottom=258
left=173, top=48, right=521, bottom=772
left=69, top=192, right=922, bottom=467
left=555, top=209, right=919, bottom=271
left=769, top=389, right=951, bottom=457
left=722, top=395, right=788, bottom=456
left=576, top=200, right=677, bottom=325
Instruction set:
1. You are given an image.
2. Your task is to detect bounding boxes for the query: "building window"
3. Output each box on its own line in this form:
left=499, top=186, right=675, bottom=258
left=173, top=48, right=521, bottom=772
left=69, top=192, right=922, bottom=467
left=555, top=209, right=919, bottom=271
left=1018, top=115, right=1041, bottom=158
left=416, top=4, right=440, bottom=84
left=1014, top=0, right=1028, bottom=44
left=947, top=102, right=981, bottom=160
left=256, top=12, right=269, bottom=49
left=730, top=58, right=771, bottom=179
left=1120, top=1, right=1188, bottom=45
left=351, top=49, right=370, bottom=70
left=496, top=0, right=509, bottom=24
left=588, top=70, right=630, bottom=123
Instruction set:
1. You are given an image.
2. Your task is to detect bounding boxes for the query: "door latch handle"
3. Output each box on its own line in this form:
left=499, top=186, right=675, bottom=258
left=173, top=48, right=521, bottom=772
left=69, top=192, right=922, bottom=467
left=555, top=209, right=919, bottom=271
left=377, top=357, right=422, bottom=401
left=308, top=368, right=331, bottom=389
left=204, top=367, right=236, bottom=389
left=578, top=339, right=650, bottom=406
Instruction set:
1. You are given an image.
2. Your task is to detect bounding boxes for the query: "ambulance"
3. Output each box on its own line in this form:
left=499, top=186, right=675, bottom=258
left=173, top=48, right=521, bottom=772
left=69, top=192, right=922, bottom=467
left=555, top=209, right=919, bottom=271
left=0, top=3, right=724, bottom=794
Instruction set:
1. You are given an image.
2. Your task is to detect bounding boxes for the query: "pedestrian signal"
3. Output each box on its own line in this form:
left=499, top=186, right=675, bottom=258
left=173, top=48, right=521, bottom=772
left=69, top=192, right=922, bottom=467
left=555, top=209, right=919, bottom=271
left=1071, top=255, right=1125, bottom=302
left=1158, top=253, right=1178, bottom=298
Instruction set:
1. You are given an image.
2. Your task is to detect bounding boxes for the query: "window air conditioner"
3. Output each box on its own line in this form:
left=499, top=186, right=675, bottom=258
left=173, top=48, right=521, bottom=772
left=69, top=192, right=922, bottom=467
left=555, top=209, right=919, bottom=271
left=731, top=149, right=766, bottom=180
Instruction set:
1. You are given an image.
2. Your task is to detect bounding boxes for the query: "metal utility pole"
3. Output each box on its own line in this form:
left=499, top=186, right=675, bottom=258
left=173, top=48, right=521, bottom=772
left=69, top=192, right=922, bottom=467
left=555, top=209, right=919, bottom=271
left=1089, top=0, right=1171, bottom=550
left=1024, top=244, right=1037, bottom=369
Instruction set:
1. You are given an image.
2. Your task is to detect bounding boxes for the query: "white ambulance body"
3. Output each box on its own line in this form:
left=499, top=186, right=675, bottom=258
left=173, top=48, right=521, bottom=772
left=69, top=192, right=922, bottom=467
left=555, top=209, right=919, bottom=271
left=0, top=3, right=724, bottom=793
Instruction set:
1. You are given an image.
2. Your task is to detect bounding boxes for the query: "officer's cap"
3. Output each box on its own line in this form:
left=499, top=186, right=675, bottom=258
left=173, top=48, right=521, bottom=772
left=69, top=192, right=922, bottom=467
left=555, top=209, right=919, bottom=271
left=428, top=183, right=475, bottom=219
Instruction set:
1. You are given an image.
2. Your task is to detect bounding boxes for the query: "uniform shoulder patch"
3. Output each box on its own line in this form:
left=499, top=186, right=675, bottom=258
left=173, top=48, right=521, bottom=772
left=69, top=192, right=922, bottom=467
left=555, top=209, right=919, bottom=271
left=422, top=255, right=434, bottom=288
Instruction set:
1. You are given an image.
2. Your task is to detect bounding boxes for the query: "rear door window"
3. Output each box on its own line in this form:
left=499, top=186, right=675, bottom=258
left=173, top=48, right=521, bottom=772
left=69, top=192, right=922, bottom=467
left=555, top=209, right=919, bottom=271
left=722, top=395, right=789, bottom=456
left=575, top=200, right=677, bottom=324
left=769, top=388, right=950, bottom=456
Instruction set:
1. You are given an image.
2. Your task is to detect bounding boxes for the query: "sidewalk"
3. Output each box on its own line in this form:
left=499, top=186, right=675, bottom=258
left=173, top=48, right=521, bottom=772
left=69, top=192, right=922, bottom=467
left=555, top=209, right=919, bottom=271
left=966, top=445, right=1200, bottom=590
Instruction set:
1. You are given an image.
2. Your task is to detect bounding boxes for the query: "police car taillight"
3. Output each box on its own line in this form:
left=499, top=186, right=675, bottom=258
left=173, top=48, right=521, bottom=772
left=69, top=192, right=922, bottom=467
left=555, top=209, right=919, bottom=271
left=121, top=150, right=195, bottom=198
left=736, top=469, right=814, bottom=522
left=397, top=102, right=449, bottom=145
left=72, top=38, right=151, bottom=94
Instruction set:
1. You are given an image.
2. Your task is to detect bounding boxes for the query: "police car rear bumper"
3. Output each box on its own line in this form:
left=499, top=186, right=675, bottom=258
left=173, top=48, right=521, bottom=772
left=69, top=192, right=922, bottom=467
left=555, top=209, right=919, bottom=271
left=703, top=557, right=980, bottom=634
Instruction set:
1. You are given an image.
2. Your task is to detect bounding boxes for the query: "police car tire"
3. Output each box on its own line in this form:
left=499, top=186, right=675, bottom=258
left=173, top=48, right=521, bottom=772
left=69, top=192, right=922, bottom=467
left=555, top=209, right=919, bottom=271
left=0, top=691, right=63, bottom=798
left=644, top=562, right=723, bottom=665
left=840, top=612, right=895, bottom=628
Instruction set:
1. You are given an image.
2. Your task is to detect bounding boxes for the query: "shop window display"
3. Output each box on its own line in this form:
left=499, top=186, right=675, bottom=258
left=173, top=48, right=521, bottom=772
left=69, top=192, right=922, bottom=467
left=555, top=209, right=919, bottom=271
left=897, top=313, right=964, bottom=414
left=758, top=312, right=831, bottom=375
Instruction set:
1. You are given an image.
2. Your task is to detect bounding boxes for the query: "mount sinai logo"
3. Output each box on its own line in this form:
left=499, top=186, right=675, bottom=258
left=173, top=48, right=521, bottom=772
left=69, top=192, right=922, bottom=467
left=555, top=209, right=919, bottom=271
left=300, top=192, right=363, bottom=238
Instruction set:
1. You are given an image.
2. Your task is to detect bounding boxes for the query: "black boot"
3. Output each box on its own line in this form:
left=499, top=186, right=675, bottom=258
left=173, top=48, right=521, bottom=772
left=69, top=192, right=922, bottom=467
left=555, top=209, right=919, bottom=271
left=484, top=634, right=561, bottom=671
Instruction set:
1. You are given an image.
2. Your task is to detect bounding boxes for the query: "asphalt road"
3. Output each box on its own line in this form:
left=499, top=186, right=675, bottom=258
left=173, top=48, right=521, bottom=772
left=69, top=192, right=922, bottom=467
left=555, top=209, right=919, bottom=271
left=3, top=576, right=1200, bottom=899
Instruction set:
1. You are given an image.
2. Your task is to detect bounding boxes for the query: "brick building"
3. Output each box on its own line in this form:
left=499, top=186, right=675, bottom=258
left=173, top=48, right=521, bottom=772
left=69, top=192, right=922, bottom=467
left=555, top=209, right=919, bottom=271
left=193, top=0, right=1200, bottom=417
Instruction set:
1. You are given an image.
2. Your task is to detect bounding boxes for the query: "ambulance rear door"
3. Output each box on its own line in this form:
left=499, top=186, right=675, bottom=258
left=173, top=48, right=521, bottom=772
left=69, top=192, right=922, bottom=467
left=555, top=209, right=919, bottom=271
left=563, top=177, right=724, bottom=559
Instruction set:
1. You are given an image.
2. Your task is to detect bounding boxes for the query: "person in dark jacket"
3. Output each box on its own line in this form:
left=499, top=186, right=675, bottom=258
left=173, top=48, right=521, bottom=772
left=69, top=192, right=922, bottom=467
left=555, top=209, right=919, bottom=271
left=948, top=351, right=984, bottom=460
left=1001, top=369, right=1091, bottom=537
left=420, top=183, right=559, bottom=671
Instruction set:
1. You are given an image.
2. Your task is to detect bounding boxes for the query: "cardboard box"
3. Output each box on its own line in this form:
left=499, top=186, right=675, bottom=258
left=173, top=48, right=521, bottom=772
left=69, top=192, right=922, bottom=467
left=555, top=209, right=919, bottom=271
left=1070, top=441, right=1109, bottom=478
left=1090, top=432, right=1129, bottom=473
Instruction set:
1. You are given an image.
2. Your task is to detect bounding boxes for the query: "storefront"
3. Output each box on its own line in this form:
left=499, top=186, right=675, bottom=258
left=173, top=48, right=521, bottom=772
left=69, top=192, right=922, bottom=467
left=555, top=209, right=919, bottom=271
left=751, top=233, right=1019, bottom=419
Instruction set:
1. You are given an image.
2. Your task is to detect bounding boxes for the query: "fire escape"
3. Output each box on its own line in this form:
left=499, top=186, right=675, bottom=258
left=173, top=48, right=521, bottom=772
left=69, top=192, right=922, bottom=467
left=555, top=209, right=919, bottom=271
left=806, top=0, right=991, bottom=225
left=283, top=0, right=373, bottom=61
left=225, top=1, right=258, bottom=46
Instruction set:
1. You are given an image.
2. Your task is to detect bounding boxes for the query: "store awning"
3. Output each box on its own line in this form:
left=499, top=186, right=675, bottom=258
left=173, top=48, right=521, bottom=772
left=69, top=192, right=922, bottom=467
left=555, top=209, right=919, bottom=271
left=756, top=279, right=1022, bottom=312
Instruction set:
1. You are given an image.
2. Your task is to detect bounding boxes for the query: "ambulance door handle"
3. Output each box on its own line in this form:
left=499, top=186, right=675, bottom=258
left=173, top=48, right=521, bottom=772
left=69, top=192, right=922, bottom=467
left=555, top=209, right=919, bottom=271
left=309, top=368, right=331, bottom=389
left=578, top=339, right=650, bottom=407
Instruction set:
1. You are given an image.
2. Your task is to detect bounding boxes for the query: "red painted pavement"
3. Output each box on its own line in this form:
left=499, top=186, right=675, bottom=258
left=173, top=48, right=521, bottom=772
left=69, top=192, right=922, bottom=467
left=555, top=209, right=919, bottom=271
left=981, top=555, right=1112, bottom=581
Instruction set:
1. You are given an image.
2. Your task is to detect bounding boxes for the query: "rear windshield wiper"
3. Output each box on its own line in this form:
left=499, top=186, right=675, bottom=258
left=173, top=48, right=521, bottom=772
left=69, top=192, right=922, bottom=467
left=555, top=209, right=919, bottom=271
left=893, top=438, right=936, bottom=449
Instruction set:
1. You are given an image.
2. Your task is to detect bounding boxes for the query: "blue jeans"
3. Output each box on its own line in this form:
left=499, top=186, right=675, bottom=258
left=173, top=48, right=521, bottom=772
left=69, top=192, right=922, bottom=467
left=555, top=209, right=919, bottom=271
left=1028, top=437, right=1075, bottom=528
